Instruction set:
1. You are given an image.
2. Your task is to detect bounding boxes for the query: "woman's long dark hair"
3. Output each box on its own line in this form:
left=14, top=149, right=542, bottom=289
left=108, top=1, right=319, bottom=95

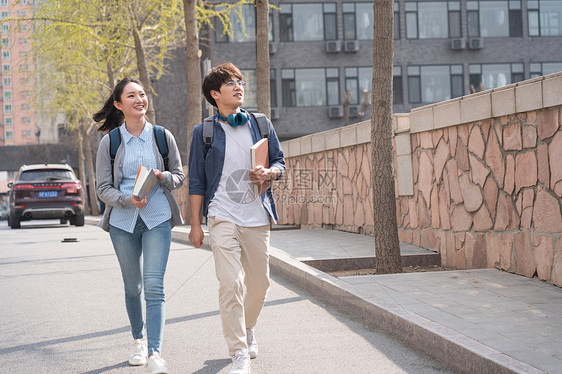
left=94, top=78, right=144, bottom=133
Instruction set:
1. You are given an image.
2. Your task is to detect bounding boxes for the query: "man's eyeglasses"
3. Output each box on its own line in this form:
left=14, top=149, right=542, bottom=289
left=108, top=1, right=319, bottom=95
left=224, top=80, right=246, bottom=88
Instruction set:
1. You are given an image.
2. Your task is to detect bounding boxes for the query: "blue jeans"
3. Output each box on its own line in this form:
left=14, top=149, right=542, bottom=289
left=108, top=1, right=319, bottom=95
left=109, top=218, right=171, bottom=356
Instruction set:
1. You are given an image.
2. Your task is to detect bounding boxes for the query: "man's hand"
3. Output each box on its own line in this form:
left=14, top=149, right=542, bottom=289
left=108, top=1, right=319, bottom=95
left=250, top=165, right=277, bottom=185
left=189, top=225, right=205, bottom=248
left=131, top=195, right=148, bottom=209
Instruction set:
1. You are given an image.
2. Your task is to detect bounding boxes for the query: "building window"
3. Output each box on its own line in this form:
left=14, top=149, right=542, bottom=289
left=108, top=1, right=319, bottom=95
left=4, top=103, right=11, bottom=113
left=238, top=69, right=277, bottom=110
left=22, top=130, right=32, bottom=137
left=467, top=0, right=522, bottom=37
left=5, top=130, right=13, bottom=140
left=405, top=1, right=460, bottom=39
left=343, top=2, right=374, bottom=40
left=282, top=68, right=339, bottom=107
left=215, top=4, right=256, bottom=43
left=2, top=24, right=8, bottom=33
left=344, top=67, right=372, bottom=105
left=393, top=67, right=404, bottom=104
left=280, top=3, right=337, bottom=41
left=0, top=0, right=7, bottom=7
left=528, top=0, right=562, bottom=36
left=22, top=116, right=31, bottom=124
left=5, top=117, right=12, bottom=126
left=3, top=90, right=10, bottom=100
left=0, top=11, right=8, bottom=19
left=408, top=65, right=463, bottom=104
left=2, top=50, right=9, bottom=60
left=21, top=103, right=30, bottom=110
left=3, top=77, right=10, bottom=86
left=240, top=69, right=257, bottom=109
left=2, top=37, right=8, bottom=47
left=469, top=63, right=524, bottom=92
left=530, top=62, right=562, bottom=77
left=394, top=3, right=401, bottom=39
left=2, top=63, right=9, bottom=73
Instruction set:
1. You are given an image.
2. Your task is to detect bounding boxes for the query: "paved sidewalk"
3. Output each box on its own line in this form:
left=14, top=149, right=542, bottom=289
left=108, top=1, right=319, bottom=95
left=170, top=225, right=562, bottom=374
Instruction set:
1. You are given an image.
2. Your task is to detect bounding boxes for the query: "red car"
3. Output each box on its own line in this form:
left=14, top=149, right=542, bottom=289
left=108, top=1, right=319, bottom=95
left=7, top=164, right=85, bottom=229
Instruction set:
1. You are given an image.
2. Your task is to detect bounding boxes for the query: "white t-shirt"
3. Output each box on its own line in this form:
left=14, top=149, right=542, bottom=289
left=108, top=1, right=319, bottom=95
left=207, top=121, right=270, bottom=227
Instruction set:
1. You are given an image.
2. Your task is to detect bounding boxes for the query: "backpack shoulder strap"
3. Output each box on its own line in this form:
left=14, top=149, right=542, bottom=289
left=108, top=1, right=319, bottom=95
left=202, top=116, right=215, bottom=156
left=109, top=128, right=121, bottom=181
left=251, top=112, right=270, bottom=139
left=153, top=125, right=169, bottom=171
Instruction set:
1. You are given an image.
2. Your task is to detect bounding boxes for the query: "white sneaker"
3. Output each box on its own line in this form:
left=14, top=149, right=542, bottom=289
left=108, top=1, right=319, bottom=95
left=228, top=350, right=251, bottom=374
left=145, top=353, right=169, bottom=374
left=128, top=338, right=147, bottom=366
left=246, top=328, right=258, bottom=359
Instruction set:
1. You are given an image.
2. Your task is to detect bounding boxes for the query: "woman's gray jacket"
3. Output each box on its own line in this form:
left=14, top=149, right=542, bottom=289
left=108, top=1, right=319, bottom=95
left=95, top=127, right=185, bottom=232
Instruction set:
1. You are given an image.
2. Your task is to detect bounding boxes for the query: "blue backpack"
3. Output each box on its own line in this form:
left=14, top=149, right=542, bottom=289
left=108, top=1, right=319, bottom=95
left=109, top=125, right=169, bottom=180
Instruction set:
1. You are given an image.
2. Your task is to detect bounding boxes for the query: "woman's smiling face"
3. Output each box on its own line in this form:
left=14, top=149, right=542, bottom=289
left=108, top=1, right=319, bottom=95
left=114, top=82, right=148, bottom=119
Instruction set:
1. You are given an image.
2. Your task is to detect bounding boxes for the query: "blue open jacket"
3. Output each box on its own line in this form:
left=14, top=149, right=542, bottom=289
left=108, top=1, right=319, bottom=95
left=188, top=113, right=286, bottom=222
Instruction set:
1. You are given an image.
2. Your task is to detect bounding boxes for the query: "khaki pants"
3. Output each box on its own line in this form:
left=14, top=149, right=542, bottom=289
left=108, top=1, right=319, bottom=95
left=207, top=216, right=271, bottom=355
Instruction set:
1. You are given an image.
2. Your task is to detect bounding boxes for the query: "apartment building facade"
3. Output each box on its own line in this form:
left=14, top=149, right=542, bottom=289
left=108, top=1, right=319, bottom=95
left=0, top=0, right=38, bottom=146
left=181, top=0, right=562, bottom=141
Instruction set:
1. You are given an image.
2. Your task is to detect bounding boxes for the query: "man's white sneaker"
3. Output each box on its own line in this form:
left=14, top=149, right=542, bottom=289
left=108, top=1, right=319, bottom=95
left=228, top=350, right=251, bottom=374
left=246, top=328, right=258, bottom=359
left=128, top=338, right=147, bottom=366
left=145, top=353, right=169, bottom=374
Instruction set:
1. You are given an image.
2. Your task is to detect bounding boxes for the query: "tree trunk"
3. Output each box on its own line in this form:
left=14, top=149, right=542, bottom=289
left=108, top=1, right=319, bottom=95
left=182, top=0, right=203, bottom=224
left=255, top=0, right=270, bottom=118
left=371, top=0, right=401, bottom=274
left=358, top=89, right=369, bottom=122
left=77, top=128, right=90, bottom=215
left=107, top=59, right=115, bottom=90
left=132, top=26, right=156, bottom=123
left=85, top=126, right=99, bottom=216
left=342, top=89, right=350, bottom=126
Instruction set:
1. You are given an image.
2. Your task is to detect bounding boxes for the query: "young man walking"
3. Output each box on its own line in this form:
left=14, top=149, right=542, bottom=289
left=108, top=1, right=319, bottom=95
left=188, top=62, right=285, bottom=374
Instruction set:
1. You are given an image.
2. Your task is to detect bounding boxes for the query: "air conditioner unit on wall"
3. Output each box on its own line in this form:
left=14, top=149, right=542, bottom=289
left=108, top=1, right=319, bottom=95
left=468, top=37, right=484, bottom=49
left=325, top=40, right=341, bottom=53
left=348, top=105, right=360, bottom=118
left=450, top=38, right=466, bottom=50
left=269, top=42, right=277, bottom=55
left=270, top=108, right=279, bottom=120
left=328, top=106, right=344, bottom=118
left=344, top=40, right=359, bottom=52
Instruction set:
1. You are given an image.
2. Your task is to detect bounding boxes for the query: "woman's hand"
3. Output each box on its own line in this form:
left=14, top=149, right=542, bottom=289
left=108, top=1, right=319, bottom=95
left=131, top=195, right=148, bottom=209
left=153, top=169, right=164, bottom=180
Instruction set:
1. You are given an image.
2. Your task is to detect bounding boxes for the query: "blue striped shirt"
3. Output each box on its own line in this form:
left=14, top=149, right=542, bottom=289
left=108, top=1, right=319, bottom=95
left=109, top=122, right=171, bottom=233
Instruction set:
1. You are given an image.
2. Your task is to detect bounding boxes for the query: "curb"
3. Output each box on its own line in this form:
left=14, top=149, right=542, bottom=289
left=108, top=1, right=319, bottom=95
left=268, top=247, right=544, bottom=374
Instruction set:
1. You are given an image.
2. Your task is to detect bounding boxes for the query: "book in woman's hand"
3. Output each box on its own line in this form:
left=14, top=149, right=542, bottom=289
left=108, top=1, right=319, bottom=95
left=133, top=166, right=159, bottom=200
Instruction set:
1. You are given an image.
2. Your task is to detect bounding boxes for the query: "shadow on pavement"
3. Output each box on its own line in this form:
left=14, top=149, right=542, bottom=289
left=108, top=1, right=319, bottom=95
left=81, top=361, right=130, bottom=374
left=191, top=358, right=231, bottom=374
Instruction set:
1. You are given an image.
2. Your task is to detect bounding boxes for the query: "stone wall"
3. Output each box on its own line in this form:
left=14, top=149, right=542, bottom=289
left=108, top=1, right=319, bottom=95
left=275, top=72, right=562, bottom=286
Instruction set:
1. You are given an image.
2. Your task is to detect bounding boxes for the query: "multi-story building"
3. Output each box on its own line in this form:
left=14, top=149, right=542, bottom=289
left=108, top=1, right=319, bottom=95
left=0, top=0, right=38, bottom=146
left=154, top=0, right=562, bottom=143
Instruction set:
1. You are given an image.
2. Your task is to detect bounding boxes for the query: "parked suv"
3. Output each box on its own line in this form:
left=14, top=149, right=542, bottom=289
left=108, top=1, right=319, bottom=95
left=7, top=164, right=85, bottom=229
